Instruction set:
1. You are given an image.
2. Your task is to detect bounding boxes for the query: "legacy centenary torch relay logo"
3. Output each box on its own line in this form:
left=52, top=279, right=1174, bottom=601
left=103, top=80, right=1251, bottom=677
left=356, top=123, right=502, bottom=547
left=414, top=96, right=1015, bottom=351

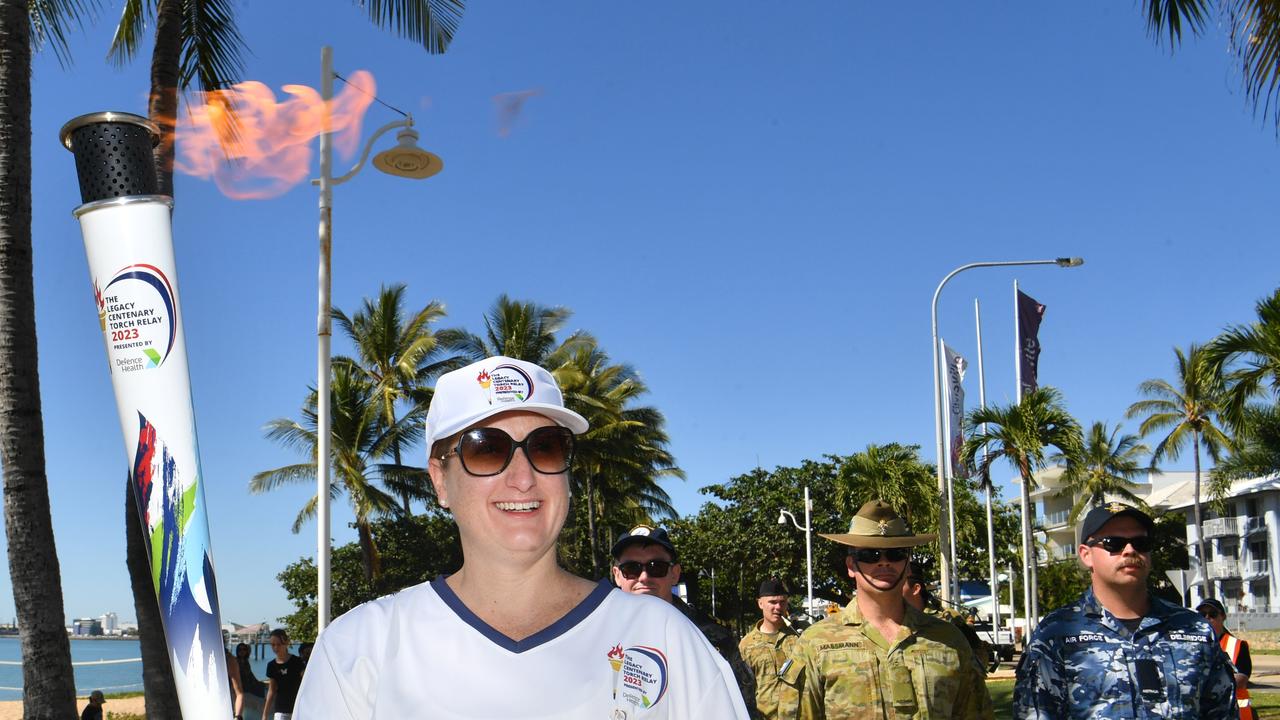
left=94, top=263, right=178, bottom=373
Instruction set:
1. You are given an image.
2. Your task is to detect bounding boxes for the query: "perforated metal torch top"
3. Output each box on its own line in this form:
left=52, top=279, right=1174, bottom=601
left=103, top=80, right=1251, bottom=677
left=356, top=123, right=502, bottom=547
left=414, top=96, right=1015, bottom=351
left=60, top=112, right=162, bottom=203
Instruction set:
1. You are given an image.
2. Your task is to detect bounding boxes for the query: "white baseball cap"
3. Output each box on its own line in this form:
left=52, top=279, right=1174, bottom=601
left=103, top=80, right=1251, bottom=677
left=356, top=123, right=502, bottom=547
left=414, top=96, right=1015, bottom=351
left=425, top=356, right=589, bottom=451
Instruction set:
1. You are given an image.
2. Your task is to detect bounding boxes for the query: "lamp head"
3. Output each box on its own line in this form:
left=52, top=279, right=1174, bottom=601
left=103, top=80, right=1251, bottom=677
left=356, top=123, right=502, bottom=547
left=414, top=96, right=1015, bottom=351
left=1054, top=257, right=1084, bottom=267
left=373, top=126, right=442, bottom=180
left=777, top=511, right=787, bottom=525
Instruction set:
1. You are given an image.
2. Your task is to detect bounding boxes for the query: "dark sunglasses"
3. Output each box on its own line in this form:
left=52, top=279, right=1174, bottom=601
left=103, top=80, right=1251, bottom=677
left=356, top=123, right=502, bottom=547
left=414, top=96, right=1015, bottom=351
left=440, top=426, right=574, bottom=477
left=617, top=560, right=674, bottom=580
left=1200, top=610, right=1221, bottom=620
left=1086, top=535, right=1154, bottom=554
left=853, top=548, right=911, bottom=564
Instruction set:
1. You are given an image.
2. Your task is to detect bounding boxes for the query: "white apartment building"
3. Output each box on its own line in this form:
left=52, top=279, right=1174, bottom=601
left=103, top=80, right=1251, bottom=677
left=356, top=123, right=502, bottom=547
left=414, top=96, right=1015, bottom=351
left=1022, top=467, right=1280, bottom=617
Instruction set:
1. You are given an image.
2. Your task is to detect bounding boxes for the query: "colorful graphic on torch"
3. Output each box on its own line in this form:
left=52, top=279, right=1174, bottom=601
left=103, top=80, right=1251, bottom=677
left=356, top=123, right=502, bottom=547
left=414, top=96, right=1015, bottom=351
left=95, top=263, right=178, bottom=371
left=131, top=411, right=225, bottom=702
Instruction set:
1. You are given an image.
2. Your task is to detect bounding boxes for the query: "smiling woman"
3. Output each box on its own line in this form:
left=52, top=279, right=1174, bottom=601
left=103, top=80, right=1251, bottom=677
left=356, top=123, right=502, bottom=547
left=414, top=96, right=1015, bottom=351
left=292, top=356, right=749, bottom=719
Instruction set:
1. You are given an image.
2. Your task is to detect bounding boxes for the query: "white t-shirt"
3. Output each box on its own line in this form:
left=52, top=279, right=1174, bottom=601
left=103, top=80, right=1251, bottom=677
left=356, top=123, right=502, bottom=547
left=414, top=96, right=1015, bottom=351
left=293, top=577, right=750, bottom=719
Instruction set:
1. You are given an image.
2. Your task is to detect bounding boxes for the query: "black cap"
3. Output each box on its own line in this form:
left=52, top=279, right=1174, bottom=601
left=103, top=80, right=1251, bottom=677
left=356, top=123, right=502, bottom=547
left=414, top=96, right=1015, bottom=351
left=1078, top=503, right=1155, bottom=545
left=757, top=578, right=789, bottom=597
left=611, top=525, right=677, bottom=560
left=1197, top=598, right=1228, bottom=618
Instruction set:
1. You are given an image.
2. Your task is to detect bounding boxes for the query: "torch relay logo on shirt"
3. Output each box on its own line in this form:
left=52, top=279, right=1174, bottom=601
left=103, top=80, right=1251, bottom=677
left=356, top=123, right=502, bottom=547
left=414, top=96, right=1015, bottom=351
left=607, top=644, right=669, bottom=711
left=477, top=364, right=534, bottom=405
left=93, top=263, right=178, bottom=373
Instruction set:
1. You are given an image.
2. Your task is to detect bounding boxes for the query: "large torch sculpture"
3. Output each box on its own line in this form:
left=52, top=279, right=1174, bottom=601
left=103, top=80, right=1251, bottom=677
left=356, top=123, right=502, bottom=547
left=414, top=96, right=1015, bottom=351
left=61, top=112, right=231, bottom=718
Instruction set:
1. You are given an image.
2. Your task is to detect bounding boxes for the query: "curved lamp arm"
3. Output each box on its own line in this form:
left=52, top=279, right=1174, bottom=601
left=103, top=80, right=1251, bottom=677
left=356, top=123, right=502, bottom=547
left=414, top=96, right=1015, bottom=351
left=313, top=116, right=415, bottom=187
left=779, top=509, right=810, bottom=532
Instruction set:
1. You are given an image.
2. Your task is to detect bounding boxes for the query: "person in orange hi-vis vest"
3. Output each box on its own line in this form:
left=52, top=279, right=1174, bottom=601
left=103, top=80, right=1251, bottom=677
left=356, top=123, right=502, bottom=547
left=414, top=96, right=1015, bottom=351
left=1197, top=598, right=1257, bottom=720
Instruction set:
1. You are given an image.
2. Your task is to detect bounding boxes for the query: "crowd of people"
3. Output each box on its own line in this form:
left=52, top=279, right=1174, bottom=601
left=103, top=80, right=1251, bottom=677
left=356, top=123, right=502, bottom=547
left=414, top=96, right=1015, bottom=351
left=264, top=355, right=1259, bottom=718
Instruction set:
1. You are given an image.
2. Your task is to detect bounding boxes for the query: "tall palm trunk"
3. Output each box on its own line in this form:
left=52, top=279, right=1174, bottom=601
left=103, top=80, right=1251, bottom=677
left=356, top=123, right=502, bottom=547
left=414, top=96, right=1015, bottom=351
left=1193, top=428, right=1207, bottom=591
left=0, top=2, right=77, bottom=714
left=1018, top=458, right=1040, bottom=627
left=126, top=478, right=180, bottom=717
left=125, top=1, right=185, bottom=712
left=585, top=474, right=599, bottom=577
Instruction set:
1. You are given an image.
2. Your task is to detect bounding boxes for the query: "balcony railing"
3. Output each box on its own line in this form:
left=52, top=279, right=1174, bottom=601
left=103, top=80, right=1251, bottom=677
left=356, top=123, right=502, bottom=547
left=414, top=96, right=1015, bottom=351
left=1244, top=517, right=1267, bottom=536
left=1042, top=510, right=1070, bottom=529
left=1245, top=559, right=1270, bottom=578
left=1204, top=517, right=1242, bottom=539
left=1206, top=560, right=1241, bottom=579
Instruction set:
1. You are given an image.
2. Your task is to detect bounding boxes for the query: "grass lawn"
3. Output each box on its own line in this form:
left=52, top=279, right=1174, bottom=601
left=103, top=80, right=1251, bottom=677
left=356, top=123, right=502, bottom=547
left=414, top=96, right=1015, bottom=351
left=988, top=679, right=1280, bottom=718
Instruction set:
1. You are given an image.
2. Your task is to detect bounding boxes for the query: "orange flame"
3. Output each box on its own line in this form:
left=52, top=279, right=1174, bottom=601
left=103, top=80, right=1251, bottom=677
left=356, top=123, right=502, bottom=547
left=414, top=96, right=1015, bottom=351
left=476, top=370, right=492, bottom=389
left=607, top=644, right=624, bottom=660
left=173, top=71, right=377, bottom=200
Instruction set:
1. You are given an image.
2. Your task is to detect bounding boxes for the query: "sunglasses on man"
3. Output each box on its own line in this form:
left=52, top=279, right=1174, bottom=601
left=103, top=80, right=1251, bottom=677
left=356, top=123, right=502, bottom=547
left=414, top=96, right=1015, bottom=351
left=852, top=548, right=911, bottom=564
left=616, top=560, right=674, bottom=580
left=1085, top=535, right=1154, bottom=554
left=1199, top=609, right=1221, bottom=620
left=439, top=426, right=575, bottom=477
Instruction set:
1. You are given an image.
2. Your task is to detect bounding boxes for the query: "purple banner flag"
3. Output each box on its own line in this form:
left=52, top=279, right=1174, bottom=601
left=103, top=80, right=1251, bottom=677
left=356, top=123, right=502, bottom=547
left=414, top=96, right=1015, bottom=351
left=1017, top=290, right=1046, bottom=398
left=943, top=343, right=968, bottom=478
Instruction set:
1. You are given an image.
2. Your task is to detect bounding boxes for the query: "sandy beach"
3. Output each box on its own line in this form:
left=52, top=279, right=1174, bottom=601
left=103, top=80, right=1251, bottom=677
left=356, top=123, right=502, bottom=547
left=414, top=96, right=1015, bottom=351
left=0, top=695, right=147, bottom=720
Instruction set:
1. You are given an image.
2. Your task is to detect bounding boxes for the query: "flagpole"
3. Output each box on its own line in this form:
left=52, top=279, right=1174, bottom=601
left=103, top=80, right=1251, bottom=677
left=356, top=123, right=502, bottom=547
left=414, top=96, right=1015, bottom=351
left=1013, top=278, right=1034, bottom=630
left=976, top=298, right=1000, bottom=640
left=941, top=337, right=959, bottom=601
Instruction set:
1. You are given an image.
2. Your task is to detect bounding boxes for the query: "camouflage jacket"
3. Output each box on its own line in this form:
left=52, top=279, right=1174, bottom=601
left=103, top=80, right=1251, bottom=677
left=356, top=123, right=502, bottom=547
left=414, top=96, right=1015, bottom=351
left=739, top=620, right=802, bottom=720
left=1013, top=587, right=1238, bottom=719
left=924, top=603, right=990, bottom=673
left=793, top=600, right=993, bottom=720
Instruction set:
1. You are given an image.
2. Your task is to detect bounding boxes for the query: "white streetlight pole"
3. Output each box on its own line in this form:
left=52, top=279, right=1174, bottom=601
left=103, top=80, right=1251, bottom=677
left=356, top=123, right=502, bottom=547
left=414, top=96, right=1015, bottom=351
left=931, top=257, right=1083, bottom=603
left=778, top=485, right=814, bottom=620
left=314, top=46, right=443, bottom=632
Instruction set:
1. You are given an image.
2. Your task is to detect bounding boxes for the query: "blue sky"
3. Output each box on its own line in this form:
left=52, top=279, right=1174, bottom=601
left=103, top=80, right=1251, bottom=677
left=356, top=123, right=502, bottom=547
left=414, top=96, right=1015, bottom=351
left=5, top=2, right=1278, bottom=627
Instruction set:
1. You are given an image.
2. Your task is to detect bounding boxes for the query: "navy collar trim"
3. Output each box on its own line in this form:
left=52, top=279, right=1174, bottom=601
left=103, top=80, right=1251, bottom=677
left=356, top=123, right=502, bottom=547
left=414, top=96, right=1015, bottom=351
left=431, top=575, right=612, bottom=654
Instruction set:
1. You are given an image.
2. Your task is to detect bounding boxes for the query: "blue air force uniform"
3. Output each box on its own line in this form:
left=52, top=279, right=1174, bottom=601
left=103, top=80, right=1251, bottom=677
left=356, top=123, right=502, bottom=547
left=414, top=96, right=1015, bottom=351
left=1013, top=588, right=1237, bottom=719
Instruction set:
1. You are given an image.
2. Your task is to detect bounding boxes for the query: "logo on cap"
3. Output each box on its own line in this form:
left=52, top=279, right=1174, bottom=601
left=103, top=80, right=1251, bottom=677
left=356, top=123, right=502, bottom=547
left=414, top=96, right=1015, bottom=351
left=483, top=364, right=534, bottom=406
left=629, top=526, right=652, bottom=537
left=1107, top=502, right=1127, bottom=513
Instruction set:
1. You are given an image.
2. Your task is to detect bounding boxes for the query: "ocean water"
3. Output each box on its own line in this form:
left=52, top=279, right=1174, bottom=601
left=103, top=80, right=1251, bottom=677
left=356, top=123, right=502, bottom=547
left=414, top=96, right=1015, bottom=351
left=0, top=636, right=293, bottom=701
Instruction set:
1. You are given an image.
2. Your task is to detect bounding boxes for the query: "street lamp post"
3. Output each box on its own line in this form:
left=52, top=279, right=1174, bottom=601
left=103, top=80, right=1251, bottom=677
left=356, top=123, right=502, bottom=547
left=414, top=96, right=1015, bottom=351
left=931, top=257, right=1082, bottom=604
left=314, top=45, right=443, bottom=632
left=778, top=485, right=814, bottom=621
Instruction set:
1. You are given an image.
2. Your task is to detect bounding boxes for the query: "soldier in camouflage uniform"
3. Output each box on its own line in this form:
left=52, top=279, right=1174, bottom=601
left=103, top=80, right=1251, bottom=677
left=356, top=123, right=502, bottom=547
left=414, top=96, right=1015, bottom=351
left=793, top=501, right=993, bottom=720
left=611, top=525, right=759, bottom=717
left=740, top=578, right=802, bottom=719
left=903, top=561, right=992, bottom=672
left=1014, top=503, right=1237, bottom=719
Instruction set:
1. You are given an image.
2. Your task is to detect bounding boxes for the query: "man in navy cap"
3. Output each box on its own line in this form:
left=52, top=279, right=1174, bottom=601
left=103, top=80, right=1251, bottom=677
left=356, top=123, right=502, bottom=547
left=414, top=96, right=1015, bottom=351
left=1014, top=502, right=1237, bottom=719
left=612, top=525, right=758, bottom=717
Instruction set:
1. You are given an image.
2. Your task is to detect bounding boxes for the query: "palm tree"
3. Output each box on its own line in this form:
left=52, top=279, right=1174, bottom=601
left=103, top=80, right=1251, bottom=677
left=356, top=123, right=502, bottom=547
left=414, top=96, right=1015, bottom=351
left=833, top=443, right=938, bottom=531
left=1054, top=421, right=1149, bottom=523
left=1211, top=402, right=1280, bottom=493
left=334, top=283, right=466, bottom=512
left=556, top=344, right=681, bottom=574
left=0, top=2, right=88, bottom=716
left=253, top=364, right=424, bottom=581
left=1144, top=0, right=1280, bottom=128
left=962, top=387, right=1082, bottom=623
left=1205, top=288, right=1280, bottom=427
left=106, top=6, right=465, bottom=707
left=450, top=294, right=592, bottom=364
left=1126, top=343, right=1232, bottom=581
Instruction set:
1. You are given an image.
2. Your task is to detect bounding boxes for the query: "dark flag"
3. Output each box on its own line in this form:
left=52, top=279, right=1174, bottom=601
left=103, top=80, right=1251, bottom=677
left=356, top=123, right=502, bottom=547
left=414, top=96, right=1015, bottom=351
left=1017, top=290, right=1045, bottom=398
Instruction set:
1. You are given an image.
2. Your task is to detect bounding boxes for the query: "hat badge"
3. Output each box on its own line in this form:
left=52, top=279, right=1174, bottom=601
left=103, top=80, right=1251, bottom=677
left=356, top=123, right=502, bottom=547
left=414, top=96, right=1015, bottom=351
left=877, top=519, right=890, bottom=536
left=630, top=525, right=652, bottom=537
left=1107, top=502, right=1127, bottom=513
